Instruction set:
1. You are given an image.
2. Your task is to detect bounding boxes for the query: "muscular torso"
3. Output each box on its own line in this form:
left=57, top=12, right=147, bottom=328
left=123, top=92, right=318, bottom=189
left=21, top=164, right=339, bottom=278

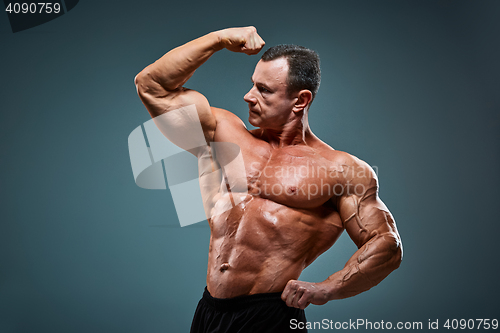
left=205, top=112, right=347, bottom=298
left=135, top=29, right=401, bottom=301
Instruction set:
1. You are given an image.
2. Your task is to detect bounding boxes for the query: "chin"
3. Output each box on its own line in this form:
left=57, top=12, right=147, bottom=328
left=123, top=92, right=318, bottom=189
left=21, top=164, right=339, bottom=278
left=248, top=115, right=260, bottom=127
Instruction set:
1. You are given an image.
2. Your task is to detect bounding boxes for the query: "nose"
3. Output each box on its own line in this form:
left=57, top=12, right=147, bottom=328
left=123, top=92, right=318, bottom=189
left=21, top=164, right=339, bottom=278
left=244, top=87, right=257, bottom=105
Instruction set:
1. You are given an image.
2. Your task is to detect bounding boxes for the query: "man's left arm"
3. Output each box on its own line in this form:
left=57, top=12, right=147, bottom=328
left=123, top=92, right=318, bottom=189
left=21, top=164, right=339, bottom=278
left=282, top=160, right=403, bottom=309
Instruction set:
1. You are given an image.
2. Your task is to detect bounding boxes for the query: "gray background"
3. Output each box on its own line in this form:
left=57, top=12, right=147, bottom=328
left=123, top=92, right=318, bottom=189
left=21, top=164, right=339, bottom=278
left=1, top=0, right=499, bottom=332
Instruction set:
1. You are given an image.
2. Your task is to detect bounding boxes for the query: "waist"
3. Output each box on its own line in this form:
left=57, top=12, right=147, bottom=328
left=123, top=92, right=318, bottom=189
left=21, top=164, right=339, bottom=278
left=202, top=287, right=284, bottom=311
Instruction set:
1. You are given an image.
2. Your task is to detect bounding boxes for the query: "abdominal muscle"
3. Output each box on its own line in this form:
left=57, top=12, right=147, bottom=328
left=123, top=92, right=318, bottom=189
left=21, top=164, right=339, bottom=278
left=206, top=193, right=343, bottom=299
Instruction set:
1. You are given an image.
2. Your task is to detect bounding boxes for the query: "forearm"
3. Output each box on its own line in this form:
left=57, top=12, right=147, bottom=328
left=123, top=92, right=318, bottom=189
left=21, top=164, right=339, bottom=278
left=137, top=31, right=223, bottom=91
left=323, top=231, right=402, bottom=300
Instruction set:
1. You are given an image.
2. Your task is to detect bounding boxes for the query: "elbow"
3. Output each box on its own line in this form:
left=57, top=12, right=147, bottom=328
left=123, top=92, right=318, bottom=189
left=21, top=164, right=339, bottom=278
left=134, top=69, right=150, bottom=94
left=134, top=68, right=163, bottom=99
left=134, top=70, right=145, bottom=96
left=389, top=235, right=403, bottom=271
left=380, top=231, right=403, bottom=273
left=134, top=72, right=142, bottom=88
left=134, top=68, right=176, bottom=97
left=392, top=242, right=403, bottom=270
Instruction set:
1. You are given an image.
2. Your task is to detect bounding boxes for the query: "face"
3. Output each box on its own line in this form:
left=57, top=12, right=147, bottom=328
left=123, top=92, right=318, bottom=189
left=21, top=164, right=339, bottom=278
left=244, top=58, right=297, bottom=129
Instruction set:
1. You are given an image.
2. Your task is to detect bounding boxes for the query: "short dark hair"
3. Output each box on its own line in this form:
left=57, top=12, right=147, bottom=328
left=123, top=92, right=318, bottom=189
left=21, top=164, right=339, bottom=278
left=261, top=44, right=321, bottom=101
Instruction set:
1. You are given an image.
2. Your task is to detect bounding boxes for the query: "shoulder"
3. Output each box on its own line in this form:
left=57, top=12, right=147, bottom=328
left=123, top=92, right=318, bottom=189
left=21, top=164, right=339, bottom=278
left=319, top=147, right=379, bottom=190
left=211, top=107, right=258, bottom=143
left=211, top=107, right=246, bottom=127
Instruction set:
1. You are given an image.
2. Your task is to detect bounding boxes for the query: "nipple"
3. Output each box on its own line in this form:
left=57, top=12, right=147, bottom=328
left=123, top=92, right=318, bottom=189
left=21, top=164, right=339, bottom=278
left=220, top=263, right=230, bottom=272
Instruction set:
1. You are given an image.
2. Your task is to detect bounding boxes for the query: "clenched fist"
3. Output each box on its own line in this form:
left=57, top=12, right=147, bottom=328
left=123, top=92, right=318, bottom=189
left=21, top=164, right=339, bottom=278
left=281, top=279, right=331, bottom=309
left=216, top=26, right=265, bottom=55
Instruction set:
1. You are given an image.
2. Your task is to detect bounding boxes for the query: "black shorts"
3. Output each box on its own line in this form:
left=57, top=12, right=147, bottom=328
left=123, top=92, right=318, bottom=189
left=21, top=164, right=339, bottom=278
left=190, top=287, right=307, bottom=333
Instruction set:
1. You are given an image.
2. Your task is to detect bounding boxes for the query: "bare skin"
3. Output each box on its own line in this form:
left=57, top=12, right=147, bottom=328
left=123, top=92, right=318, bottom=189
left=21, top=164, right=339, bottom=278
left=135, top=26, right=402, bottom=310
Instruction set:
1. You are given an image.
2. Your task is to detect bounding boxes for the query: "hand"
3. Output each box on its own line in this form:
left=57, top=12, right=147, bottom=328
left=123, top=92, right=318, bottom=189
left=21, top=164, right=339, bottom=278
left=281, top=280, right=331, bottom=309
left=216, top=26, right=265, bottom=55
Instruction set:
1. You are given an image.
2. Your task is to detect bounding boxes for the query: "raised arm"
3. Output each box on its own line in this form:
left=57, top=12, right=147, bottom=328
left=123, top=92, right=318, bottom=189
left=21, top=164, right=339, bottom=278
left=282, top=158, right=403, bottom=308
left=134, top=27, right=265, bottom=145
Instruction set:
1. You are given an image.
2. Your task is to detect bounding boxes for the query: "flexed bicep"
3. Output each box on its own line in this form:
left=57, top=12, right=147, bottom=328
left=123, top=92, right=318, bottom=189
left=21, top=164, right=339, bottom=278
left=339, top=183, right=398, bottom=247
left=340, top=189, right=402, bottom=280
left=134, top=27, right=264, bottom=148
left=135, top=70, right=217, bottom=148
left=324, top=160, right=403, bottom=298
left=143, top=89, right=216, bottom=151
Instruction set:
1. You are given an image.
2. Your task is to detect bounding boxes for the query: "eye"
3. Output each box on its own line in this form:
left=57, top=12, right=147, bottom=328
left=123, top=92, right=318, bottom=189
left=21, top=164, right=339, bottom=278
left=258, top=86, right=270, bottom=93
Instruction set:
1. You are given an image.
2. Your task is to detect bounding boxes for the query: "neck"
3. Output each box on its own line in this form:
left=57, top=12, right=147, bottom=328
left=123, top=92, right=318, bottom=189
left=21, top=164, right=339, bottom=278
left=262, top=111, right=312, bottom=148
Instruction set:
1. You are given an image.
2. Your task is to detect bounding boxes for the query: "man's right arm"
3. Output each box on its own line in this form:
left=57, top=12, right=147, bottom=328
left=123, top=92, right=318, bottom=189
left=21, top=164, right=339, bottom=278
left=134, top=27, right=265, bottom=144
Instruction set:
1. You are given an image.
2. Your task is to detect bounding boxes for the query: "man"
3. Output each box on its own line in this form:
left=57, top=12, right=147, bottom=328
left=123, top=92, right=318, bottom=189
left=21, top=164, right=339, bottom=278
left=135, top=26, right=402, bottom=333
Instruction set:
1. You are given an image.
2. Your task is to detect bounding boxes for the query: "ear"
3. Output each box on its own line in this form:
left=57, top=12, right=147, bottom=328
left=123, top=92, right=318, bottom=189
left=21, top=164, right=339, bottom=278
left=292, top=90, right=312, bottom=113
